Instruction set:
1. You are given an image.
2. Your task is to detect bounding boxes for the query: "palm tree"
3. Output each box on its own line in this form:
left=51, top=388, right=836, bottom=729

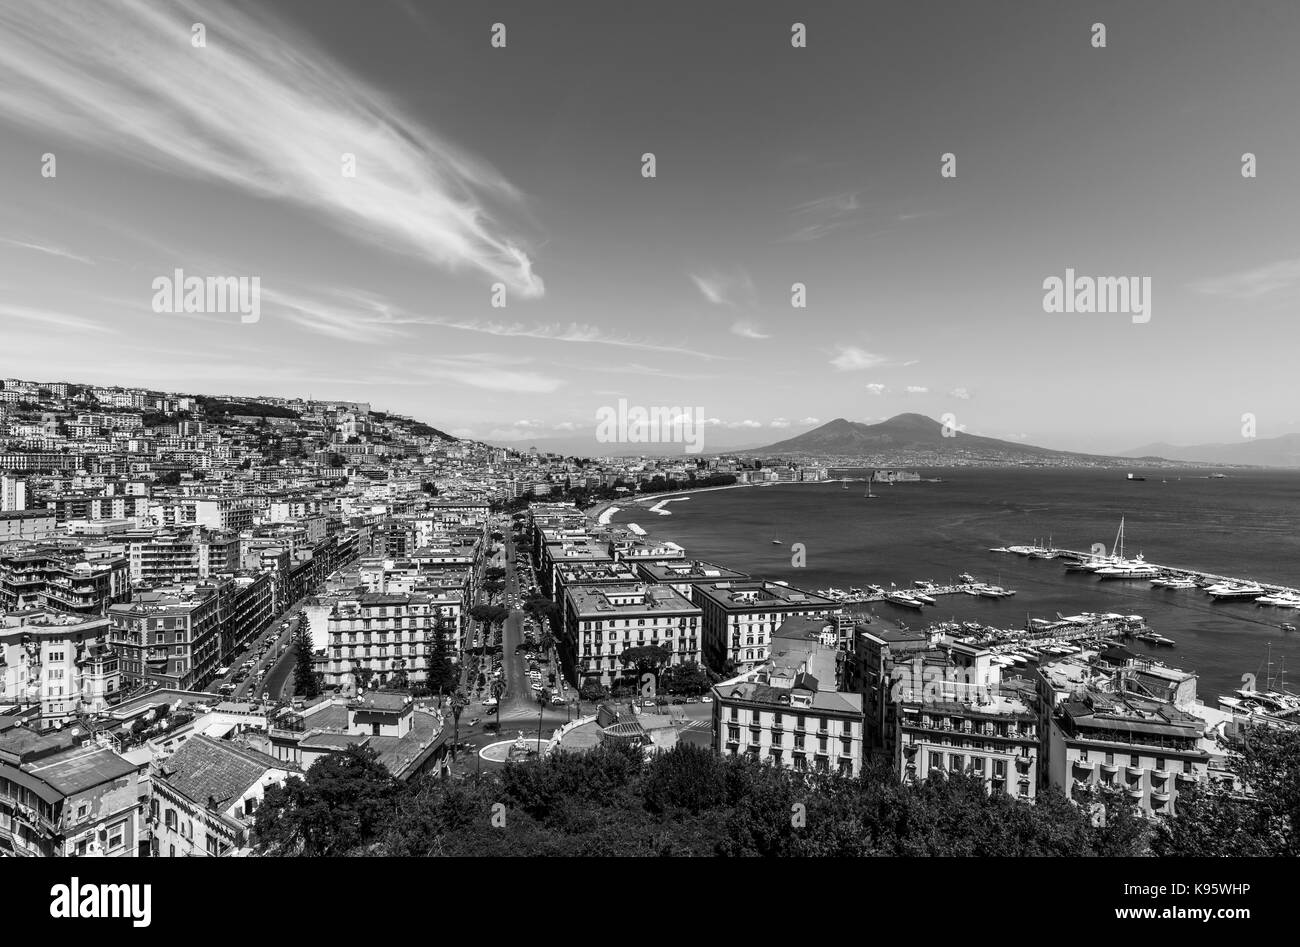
left=536, top=686, right=550, bottom=753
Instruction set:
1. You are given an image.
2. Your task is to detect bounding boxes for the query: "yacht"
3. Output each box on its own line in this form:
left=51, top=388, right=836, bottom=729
left=1150, top=576, right=1198, bottom=590
left=1205, top=581, right=1265, bottom=602
left=911, top=590, right=937, bottom=605
left=885, top=590, right=924, bottom=610
left=1257, top=592, right=1300, bottom=608
left=1095, top=557, right=1162, bottom=580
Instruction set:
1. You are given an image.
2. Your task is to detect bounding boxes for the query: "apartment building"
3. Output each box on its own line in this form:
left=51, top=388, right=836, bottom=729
left=0, top=474, right=25, bottom=511
left=633, top=559, right=750, bottom=599
left=0, top=611, right=122, bottom=721
left=146, top=735, right=292, bottom=857
left=1037, top=657, right=1215, bottom=817
left=0, top=726, right=145, bottom=857
left=323, top=592, right=460, bottom=691
left=691, top=580, right=841, bottom=673
left=711, top=616, right=864, bottom=776
left=895, top=660, right=1040, bottom=800
left=0, top=542, right=131, bottom=616
left=564, top=582, right=702, bottom=688
left=125, top=527, right=201, bottom=585
left=0, top=511, right=58, bottom=543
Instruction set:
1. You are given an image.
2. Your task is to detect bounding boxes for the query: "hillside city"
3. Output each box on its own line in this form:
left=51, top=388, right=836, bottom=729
left=0, top=377, right=1293, bottom=858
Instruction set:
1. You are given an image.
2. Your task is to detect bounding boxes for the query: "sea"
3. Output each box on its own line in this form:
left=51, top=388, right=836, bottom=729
left=605, top=468, right=1300, bottom=702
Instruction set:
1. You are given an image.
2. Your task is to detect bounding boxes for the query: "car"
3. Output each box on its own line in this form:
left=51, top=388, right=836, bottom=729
left=641, top=699, right=657, bottom=707
left=216, top=666, right=231, bottom=676
left=551, top=695, right=564, bottom=705
left=671, top=698, right=686, bottom=705
left=701, top=695, right=713, bottom=703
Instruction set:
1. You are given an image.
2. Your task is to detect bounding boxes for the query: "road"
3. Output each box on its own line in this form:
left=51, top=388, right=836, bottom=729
left=203, top=603, right=306, bottom=703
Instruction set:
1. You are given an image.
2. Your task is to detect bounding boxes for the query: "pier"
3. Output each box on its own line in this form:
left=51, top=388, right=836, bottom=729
left=1003, top=546, right=1300, bottom=598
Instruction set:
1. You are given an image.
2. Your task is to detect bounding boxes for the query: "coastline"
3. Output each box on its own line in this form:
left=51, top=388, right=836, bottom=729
left=587, top=478, right=856, bottom=525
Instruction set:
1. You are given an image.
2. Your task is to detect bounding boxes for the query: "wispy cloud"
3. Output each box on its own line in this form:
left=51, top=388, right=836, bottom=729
left=0, top=238, right=95, bottom=264
left=948, top=387, right=972, bottom=400
left=689, top=269, right=756, bottom=308
left=905, top=385, right=929, bottom=394
left=436, top=319, right=730, bottom=360
left=402, top=353, right=563, bottom=394
left=781, top=192, right=940, bottom=243
left=0, top=303, right=112, bottom=335
left=730, top=319, right=771, bottom=340
left=0, top=0, right=543, bottom=296
left=831, top=345, right=888, bottom=371
left=1191, top=258, right=1300, bottom=300
left=865, top=383, right=887, bottom=395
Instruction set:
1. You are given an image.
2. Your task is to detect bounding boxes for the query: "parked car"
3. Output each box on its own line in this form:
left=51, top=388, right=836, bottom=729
left=701, top=695, right=713, bottom=703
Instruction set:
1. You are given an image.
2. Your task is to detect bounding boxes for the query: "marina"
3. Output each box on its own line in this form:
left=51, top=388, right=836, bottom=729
left=1000, top=519, right=1300, bottom=624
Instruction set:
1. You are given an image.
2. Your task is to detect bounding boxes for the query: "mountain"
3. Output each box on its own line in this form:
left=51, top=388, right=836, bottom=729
left=1121, top=433, right=1300, bottom=467
left=747, top=413, right=1116, bottom=461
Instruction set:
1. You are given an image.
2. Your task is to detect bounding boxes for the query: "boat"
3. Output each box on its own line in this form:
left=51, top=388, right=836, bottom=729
left=958, top=572, right=975, bottom=583
left=885, top=590, right=924, bottom=610
left=1137, top=632, right=1175, bottom=647
left=1127, top=473, right=1146, bottom=481
left=1095, top=558, right=1161, bottom=580
left=1204, top=581, right=1265, bottom=602
left=771, top=538, right=783, bottom=545
left=911, top=591, right=937, bottom=605
left=988, top=546, right=1010, bottom=553
left=1282, top=623, right=1296, bottom=633
left=864, top=482, right=876, bottom=499
left=1257, top=592, right=1300, bottom=608
left=1150, top=576, right=1198, bottom=590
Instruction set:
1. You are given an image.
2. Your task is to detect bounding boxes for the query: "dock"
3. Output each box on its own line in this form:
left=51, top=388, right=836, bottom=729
left=1002, top=546, right=1300, bottom=598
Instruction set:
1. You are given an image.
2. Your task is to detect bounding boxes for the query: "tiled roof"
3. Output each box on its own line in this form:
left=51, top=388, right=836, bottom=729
left=157, top=735, right=283, bottom=809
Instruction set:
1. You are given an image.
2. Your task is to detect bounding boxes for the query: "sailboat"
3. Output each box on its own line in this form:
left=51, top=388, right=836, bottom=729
left=771, top=537, right=783, bottom=545
left=864, top=481, right=876, bottom=499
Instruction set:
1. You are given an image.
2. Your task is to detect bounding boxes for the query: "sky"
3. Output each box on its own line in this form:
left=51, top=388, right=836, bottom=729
left=2, top=0, right=1299, bottom=455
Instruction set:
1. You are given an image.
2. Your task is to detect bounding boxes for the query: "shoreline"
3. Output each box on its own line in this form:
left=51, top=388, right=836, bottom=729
left=588, top=478, right=858, bottom=525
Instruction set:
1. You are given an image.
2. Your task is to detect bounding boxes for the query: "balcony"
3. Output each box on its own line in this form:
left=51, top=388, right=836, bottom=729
left=1126, top=765, right=1144, bottom=778
left=1072, top=758, right=1092, bottom=774
left=1126, top=786, right=1144, bottom=799
left=1175, top=771, right=1197, bottom=784
left=1151, top=789, right=1171, bottom=803
left=1100, top=761, right=1119, bottom=774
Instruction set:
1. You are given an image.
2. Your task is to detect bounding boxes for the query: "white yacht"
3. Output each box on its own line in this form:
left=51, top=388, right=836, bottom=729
left=1205, top=581, right=1265, bottom=602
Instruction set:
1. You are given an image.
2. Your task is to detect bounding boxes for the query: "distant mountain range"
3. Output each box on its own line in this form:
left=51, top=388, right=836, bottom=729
left=1121, top=434, right=1300, bottom=468
left=747, top=414, right=1132, bottom=464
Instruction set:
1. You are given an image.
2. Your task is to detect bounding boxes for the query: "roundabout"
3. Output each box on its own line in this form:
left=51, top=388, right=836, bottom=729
left=479, top=731, right=548, bottom=764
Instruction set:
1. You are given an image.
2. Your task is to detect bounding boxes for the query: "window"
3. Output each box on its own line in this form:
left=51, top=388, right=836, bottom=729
left=1130, top=754, right=1140, bottom=768
left=1183, top=760, right=1193, bottom=774
left=107, top=822, right=125, bottom=850
left=727, top=727, right=740, bottom=743
left=76, top=804, right=87, bottom=819
left=929, top=752, right=943, bottom=769
left=973, top=757, right=985, bottom=774
left=994, top=759, right=1006, bottom=778
left=1156, top=757, right=1165, bottom=771
left=1105, top=752, right=1114, bottom=765
left=949, top=753, right=964, bottom=772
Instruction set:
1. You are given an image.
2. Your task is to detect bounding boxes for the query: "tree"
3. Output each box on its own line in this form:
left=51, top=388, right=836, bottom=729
left=618, top=644, right=673, bottom=691
left=579, top=679, right=608, bottom=703
left=1153, top=723, right=1300, bottom=856
left=426, top=619, right=458, bottom=695
left=292, top=626, right=319, bottom=699
left=253, top=745, right=398, bottom=856
left=662, top=661, right=710, bottom=696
